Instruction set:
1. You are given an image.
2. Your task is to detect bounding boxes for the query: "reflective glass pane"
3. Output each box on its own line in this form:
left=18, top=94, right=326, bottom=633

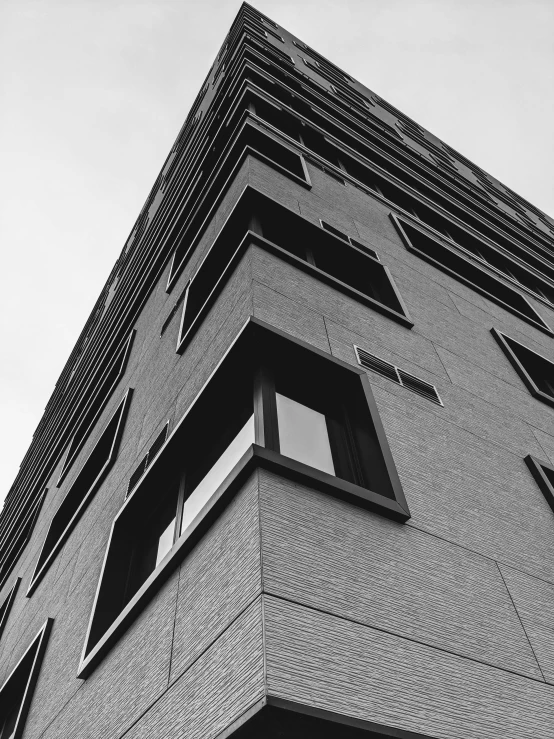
left=155, top=517, right=176, bottom=567
left=276, top=393, right=335, bottom=475
left=181, top=414, right=255, bottom=534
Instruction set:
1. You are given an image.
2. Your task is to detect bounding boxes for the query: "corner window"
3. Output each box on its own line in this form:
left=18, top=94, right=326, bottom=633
left=28, top=389, right=133, bottom=596
left=176, top=188, right=411, bottom=354
left=525, top=455, right=554, bottom=513
left=492, top=329, right=554, bottom=408
left=80, top=320, right=408, bottom=678
left=0, top=619, right=52, bottom=739
left=392, top=215, right=552, bottom=334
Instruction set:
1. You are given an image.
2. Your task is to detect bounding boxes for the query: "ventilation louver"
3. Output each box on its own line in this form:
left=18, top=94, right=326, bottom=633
left=355, top=347, right=443, bottom=405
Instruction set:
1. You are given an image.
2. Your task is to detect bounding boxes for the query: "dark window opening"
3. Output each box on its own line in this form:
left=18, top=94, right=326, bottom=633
left=80, top=321, right=408, bottom=677
left=492, top=329, right=554, bottom=407
left=0, top=491, right=46, bottom=592
left=0, top=579, right=20, bottom=645
left=59, top=331, right=134, bottom=485
left=249, top=88, right=554, bottom=304
left=126, top=423, right=169, bottom=498
left=393, top=216, right=552, bottom=334
left=525, top=455, right=554, bottom=515
left=167, top=119, right=310, bottom=290
left=177, top=189, right=411, bottom=355
left=0, top=619, right=52, bottom=739
left=28, top=390, right=132, bottom=596
left=320, top=221, right=379, bottom=260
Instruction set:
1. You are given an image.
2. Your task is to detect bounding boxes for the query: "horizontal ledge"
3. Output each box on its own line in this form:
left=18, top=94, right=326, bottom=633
left=78, top=445, right=407, bottom=679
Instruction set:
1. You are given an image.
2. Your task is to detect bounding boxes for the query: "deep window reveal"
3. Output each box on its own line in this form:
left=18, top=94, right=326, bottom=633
left=79, top=319, right=409, bottom=678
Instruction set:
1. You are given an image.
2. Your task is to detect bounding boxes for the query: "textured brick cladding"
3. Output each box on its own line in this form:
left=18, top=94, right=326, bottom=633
left=1, top=6, right=554, bottom=736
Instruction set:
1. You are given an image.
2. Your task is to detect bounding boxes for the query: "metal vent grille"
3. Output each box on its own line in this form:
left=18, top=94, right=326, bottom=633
left=126, top=422, right=169, bottom=498
left=398, top=370, right=443, bottom=405
left=355, top=347, right=443, bottom=406
left=355, top=348, right=400, bottom=384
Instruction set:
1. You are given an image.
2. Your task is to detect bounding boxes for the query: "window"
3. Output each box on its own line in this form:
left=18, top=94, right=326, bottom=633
left=0, top=579, right=20, bottom=644
left=525, top=455, right=554, bottom=514
left=0, top=619, right=52, bottom=739
left=392, top=215, right=552, bottom=334
left=167, top=120, right=311, bottom=291
left=58, top=330, right=135, bottom=484
left=0, top=491, right=46, bottom=592
left=126, top=422, right=169, bottom=498
left=492, top=329, right=554, bottom=408
left=79, top=320, right=408, bottom=678
left=319, top=221, right=380, bottom=260
left=176, top=188, right=411, bottom=354
left=28, top=389, right=133, bottom=596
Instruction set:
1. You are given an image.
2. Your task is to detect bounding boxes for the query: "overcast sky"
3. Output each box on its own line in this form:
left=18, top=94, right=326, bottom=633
left=1, top=0, right=553, bottom=507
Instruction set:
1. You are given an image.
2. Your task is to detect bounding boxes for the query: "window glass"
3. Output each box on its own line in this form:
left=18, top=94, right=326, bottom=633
left=181, top=414, right=255, bottom=533
left=276, top=393, right=335, bottom=475
left=155, top=518, right=176, bottom=567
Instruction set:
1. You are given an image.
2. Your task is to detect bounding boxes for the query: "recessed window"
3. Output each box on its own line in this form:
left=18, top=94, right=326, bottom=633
left=0, top=578, right=20, bottom=644
left=392, top=215, right=552, bottom=334
left=492, top=329, right=554, bottom=408
left=0, top=490, right=46, bottom=592
left=59, top=331, right=135, bottom=484
left=525, top=455, right=554, bottom=514
left=80, top=320, right=408, bottom=678
left=0, top=619, right=52, bottom=739
left=126, top=422, right=169, bottom=498
left=166, top=122, right=311, bottom=291
left=176, top=188, right=411, bottom=354
left=28, top=390, right=133, bottom=596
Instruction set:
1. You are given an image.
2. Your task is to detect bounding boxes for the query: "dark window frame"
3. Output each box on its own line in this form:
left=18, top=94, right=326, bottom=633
left=0, top=491, right=46, bottom=593
left=0, top=618, right=52, bottom=739
left=0, top=578, right=20, bottom=645
left=525, top=455, right=554, bottom=514
left=78, top=319, right=409, bottom=679
left=176, top=232, right=411, bottom=355
left=58, top=330, right=135, bottom=486
left=165, top=118, right=312, bottom=292
left=491, top=328, right=554, bottom=408
left=27, top=389, right=133, bottom=597
left=175, top=189, right=412, bottom=355
left=391, top=214, right=552, bottom=335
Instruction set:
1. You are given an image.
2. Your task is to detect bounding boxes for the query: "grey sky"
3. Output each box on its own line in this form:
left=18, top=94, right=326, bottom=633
left=1, top=0, right=553, bottom=506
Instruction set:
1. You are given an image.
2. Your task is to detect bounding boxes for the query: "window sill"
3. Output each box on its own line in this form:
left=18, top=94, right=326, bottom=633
left=77, top=443, right=409, bottom=679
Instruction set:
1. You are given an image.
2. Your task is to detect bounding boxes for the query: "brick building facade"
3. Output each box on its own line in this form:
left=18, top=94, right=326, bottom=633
left=1, top=4, right=554, bottom=738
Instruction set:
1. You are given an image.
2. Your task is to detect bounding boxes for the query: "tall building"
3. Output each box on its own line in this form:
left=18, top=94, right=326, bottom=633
left=2, top=4, right=554, bottom=737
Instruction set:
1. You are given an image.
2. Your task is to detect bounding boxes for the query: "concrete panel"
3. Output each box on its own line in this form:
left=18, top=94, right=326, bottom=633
left=124, top=598, right=264, bottom=739
left=264, top=595, right=554, bottom=739
left=170, top=472, right=262, bottom=682
left=259, top=471, right=542, bottom=679
left=374, top=383, right=554, bottom=582
left=252, top=280, right=331, bottom=353
left=499, top=564, right=554, bottom=684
